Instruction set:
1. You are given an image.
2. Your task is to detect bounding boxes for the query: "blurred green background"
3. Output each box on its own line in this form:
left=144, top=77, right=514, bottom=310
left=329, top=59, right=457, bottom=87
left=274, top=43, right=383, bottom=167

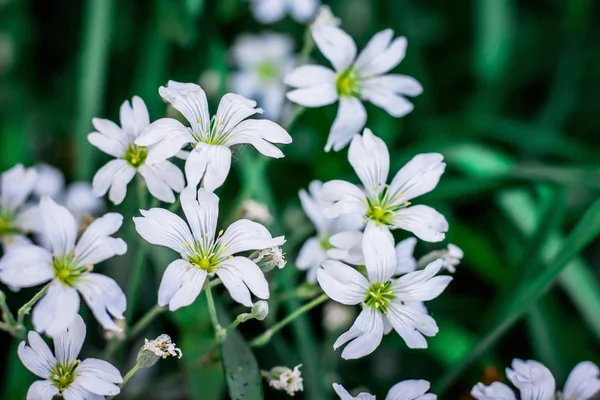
left=1, top=0, right=600, bottom=399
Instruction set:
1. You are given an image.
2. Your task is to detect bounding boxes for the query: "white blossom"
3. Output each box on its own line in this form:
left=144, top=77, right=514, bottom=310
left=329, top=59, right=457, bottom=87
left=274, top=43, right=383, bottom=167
left=88, top=95, right=185, bottom=205
left=142, top=334, right=182, bottom=359
left=242, top=199, right=273, bottom=225
left=133, top=186, right=285, bottom=310
left=297, top=180, right=363, bottom=282
left=135, top=81, right=292, bottom=191
left=317, top=224, right=452, bottom=359
left=312, top=5, right=340, bottom=29
left=251, top=246, right=286, bottom=272
left=231, top=33, right=295, bottom=120
left=268, top=364, right=304, bottom=396
left=321, top=128, right=448, bottom=242
left=249, top=0, right=319, bottom=24
left=471, top=359, right=600, bottom=400
left=0, top=197, right=127, bottom=336
left=18, top=315, right=122, bottom=399
left=333, top=379, right=436, bottom=400
left=285, top=25, right=421, bottom=151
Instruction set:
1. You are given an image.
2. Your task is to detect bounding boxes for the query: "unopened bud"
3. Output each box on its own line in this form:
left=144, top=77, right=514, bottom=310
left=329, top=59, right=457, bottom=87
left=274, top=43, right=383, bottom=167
left=137, top=334, right=182, bottom=368
left=250, top=247, right=286, bottom=272
left=251, top=301, right=269, bottom=321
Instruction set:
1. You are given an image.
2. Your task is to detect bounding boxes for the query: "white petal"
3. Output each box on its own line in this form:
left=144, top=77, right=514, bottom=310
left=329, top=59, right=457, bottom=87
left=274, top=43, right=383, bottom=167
left=317, top=260, right=368, bottom=305
left=88, top=128, right=127, bottom=158
left=149, top=160, right=185, bottom=193
left=75, top=273, right=126, bottom=331
left=250, top=0, right=286, bottom=23
left=138, top=164, right=177, bottom=203
left=18, top=332, right=56, bottom=378
left=61, top=386, right=88, bottom=400
left=217, top=257, right=269, bottom=307
left=385, top=380, right=431, bottom=400
left=362, top=86, right=414, bottom=118
left=386, top=303, right=438, bottom=349
left=33, top=164, right=65, bottom=198
left=334, top=307, right=384, bottom=359
left=392, top=259, right=451, bottom=302
left=32, top=280, right=80, bottom=336
left=26, top=380, right=59, bottom=400
left=363, top=223, right=396, bottom=283
left=327, top=230, right=365, bottom=266
left=333, top=383, right=375, bottom=400
left=0, top=164, right=37, bottom=212
left=362, top=74, right=423, bottom=97
left=326, top=97, right=367, bottom=152
left=298, top=182, right=328, bottom=233
left=348, top=128, right=390, bottom=194
left=357, top=35, right=407, bottom=76
left=563, top=361, right=600, bottom=400
left=320, top=180, right=366, bottom=219
left=15, top=204, right=42, bottom=233
left=0, top=245, right=53, bottom=288
left=120, top=96, right=150, bottom=139
left=228, top=119, right=292, bottom=158
left=284, top=65, right=336, bottom=88
left=506, top=359, right=556, bottom=400
left=136, top=118, right=193, bottom=163
left=214, top=93, right=262, bottom=136
left=286, top=85, right=338, bottom=107
left=394, top=205, right=448, bottom=243
left=395, top=237, right=417, bottom=275
left=158, top=259, right=207, bottom=311
left=133, top=208, right=195, bottom=255
left=185, top=143, right=232, bottom=191
left=159, top=81, right=210, bottom=133
left=389, top=153, right=446, bottom=202
left=289, top=0, right=319, bottom=22
left=39, top=197, right=77, bottom=256
left=74, top=213, right=126, bottom=265
left=92, top=160, right=135, bottom=205
left=312, top=26, right=357, bottom=72
left=296, top=237, right=326, bottom=283
left=76, top=358, right=123, bottom=384
left=54, top=314, right=85, bottom=365
left=72, top=376, right=120, bottom=397
left=471, top=382, right=517, bottom=400
left=220, top=219, right=284, bottom=256
left=355, top=29, right=394, bottom=72
left=180, top=186, right=219, bottom=244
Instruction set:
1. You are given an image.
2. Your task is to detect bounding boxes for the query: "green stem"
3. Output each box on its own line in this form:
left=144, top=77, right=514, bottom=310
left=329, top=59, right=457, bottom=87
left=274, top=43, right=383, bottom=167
left=121, top=364, right=141, bottom=388
left=0, top=321, right=14, bottom=333
left=204, top=280, right=225, bottom=340
left=129, top=304, right=166, bottom=338
left=250, top=294, right=328, bottom=348
left=0, top=291, right=16, bottom=326
left=17, top=283, right=50, bottom=325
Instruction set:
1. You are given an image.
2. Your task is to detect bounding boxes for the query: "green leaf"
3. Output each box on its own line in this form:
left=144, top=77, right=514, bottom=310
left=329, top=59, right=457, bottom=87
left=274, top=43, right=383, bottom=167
left=221, top=328, right=264, bottom=400
left=1, top=340, right=35, bottom=399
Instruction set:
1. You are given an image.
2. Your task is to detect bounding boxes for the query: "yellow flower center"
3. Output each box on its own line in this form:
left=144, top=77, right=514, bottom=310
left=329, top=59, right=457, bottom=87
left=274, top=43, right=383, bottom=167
left=335, top=67, right=360, bottom=97
left=364, top=281, right=395, bottom=314
left=124, top=144, right=148, bottom=168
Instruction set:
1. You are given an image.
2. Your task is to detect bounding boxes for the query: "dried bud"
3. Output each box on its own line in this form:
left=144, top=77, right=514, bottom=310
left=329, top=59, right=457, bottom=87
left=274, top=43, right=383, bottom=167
left=137, top=334, right=182, bottom=368
left=266, top=364, right=303, bottom=396
left=251, top=301, right=269, bottom=321
left=250, top=247, right=286, bottom=272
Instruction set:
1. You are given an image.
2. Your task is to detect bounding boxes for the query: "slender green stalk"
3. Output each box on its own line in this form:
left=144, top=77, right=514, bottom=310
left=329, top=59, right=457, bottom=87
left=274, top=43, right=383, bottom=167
left=121, top=364, right=141, bottom=388
left=128, top=304, right=166, bottom=338
left=0, top=321, right=13, bottom=333
left=204, top=280, right=225, bottom=340
left=17, top=284, right=50, bottom=324
left=0, top=291, right=16, bottom=326
left=250, top=294, right=328, bottom=348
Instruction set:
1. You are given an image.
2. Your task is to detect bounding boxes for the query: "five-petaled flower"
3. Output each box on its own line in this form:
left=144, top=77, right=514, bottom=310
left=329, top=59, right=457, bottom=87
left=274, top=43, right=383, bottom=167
left=333, top=379, right=436, bottom=400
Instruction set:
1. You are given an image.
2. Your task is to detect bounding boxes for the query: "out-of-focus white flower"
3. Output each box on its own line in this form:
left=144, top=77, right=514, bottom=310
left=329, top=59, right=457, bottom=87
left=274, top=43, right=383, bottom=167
left=135, top=81, right=292, bottom=191
left=0, top=164, right=40, bottom=250
left=323, top=302, right=354, bottom=332
left=134, top=187, right=285, bottom=310
left=321, top=128, right=448, bottom=242
left=312, top=5, right=340, bottom=29
left=88, top=96, right=185, bottom=205
left=242, top=199, right=273, bottom=225
left=297, top=180, right=363, bottom=282
left=199, top=70, right=223, bottom=97
left=317, top=224, right=452, bottom=359
left=333, top=379, right=435, bottom=400
left=231, top=33, right=295, bottom=120
left=0, top=197, right=127, bottom=335
left=268, top=364, right=304, bottom=396
left=472, top=359, right=600, bottom=400
left=18, top=315, right=123, bottom=399
left=251, top=246, right=286, bottom=272
left=417, top=243, right=463, bottom=273
left=286, top=26, right=422, bottom=151
left=249, top=0, right=319, bottom=24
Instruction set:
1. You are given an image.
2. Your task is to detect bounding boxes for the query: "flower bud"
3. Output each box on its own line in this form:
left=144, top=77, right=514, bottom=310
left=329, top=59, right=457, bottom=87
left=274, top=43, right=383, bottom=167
left=251, top=300, right=269, bottom=321
left=136, top=334, right=182, bottom=368
left=250, top=247, right=286, bottom=272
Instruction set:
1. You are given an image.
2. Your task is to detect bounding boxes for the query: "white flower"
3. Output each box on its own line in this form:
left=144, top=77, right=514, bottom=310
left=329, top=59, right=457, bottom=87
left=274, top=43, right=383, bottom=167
left=231, top=33, right=295, bottom=120
left=312, top=5, right=340, bottom=29
left=268, top=364, right=304, bottom=396
left=285, top=26, right=422, bottom=151
left=242, top=199, right=273, bottom=225
left=143, top=334, right=182, bottom=359
left=333, top=379, right=436, bottom=400
left=0, top=164, right=40, bottom=249
left=18, top=315, right=123, bottom=399
left=88, top=95, right=185, bottom=205
left=133, top=186, right=285, bottom=310
left=251, top=246, right=286, bottom=272
left=323, top=302, right=354, bottom=332
left=321, top=128, right=448, bottom=242
left=417, top=243, right=463, bottom=273
left=297, top=180, right=363, bottom=282
left=471, top=359, right=600, bottom=400
left=135, top=81, right=292, bottom=191
left=249, top=0, right=319, bottom=24
left=0, top=197, right=127, bottom=336
left=317, top=224, right=452, bottom=359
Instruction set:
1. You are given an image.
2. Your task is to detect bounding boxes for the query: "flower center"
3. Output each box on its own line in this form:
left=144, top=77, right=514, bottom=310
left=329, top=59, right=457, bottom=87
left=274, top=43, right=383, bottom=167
left=256, top=62, right=279, bottom=81
left=319, top=236, right=333, bottom=251
left=52, top=254, right=88, bottom=287
left=364, top=281, right=395, bottom=314
left=124, top=144, right=148, bottom=168
left=335, top=67, right=360, bottom=97
left=187, top=237, right=229, bottom=273
left=50, top=360, right=79, bottom=393
left=195, top=117, right=231, bottom=146
left=364, top=186, right=408, bottom=226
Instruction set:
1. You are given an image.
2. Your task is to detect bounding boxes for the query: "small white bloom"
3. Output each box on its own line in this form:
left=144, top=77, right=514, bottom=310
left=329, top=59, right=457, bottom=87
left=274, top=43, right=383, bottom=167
left=321, top=128, right=448, bottom=242
left=333, top=379, right=435, bottom=400
left=297, top=180, right=363, bottom=282
left=268, top=364, right=304, bottom=396
left=18, top=315, right=123, bottom=399
left=286, top=25, right=422, bottom=151
left=231, top=33, right=295, bottom=120
left=249, top=0, right=319, bottom=24
left=0, top=164, right=40, bottom=250
left=471, top=359, right=600, bottom=400
left=317, top=224, right=452, bottom=359
left=143, top=334, right=182, bottom=359
left=312, top=5, right=340, bottom=29
left=417, top=243, right=463, bottom=273
left=242, top=199, right=273, bottom=225
left=251, top=246, right=286, bottom=272
left=0, top=197, right=127, bottom=335
left=133, top=187, right=285, bottom=310
left=323, top=302, right=354, bottom=332
left=135, top=81, right=292, bottom=191
left=88, top=96, right=185, bottom=205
